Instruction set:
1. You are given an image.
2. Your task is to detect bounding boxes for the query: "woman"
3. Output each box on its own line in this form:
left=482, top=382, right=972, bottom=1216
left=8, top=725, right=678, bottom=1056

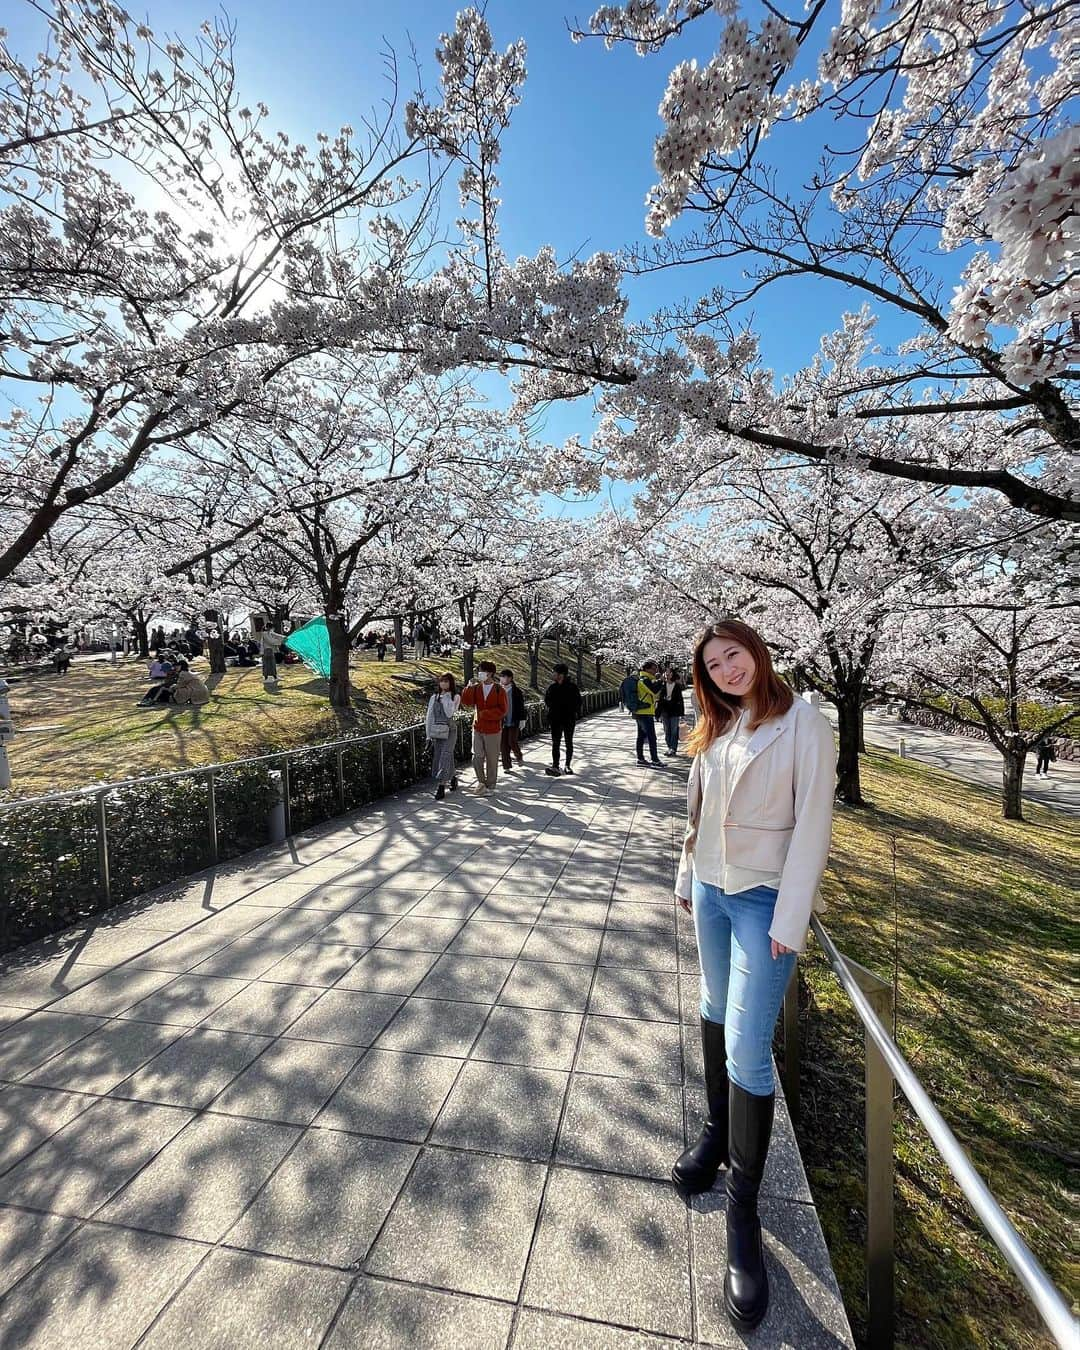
left=425, top=673, right=461, bottom=801
left=657, top=665, right=686, bottom=756
left=172, top=661, right=210, bottom=706
left=672, top=619, right=834, bottom=1331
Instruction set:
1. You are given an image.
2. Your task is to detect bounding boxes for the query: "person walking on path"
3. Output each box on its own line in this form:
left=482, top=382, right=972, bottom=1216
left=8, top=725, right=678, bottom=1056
left=425, top=673, right=461, bottom=801
left=499, top=669, right=527, bottom=771
left=1035, top=738, right=1057, bottom=776
left=621, top=660, right=663, bottom=765
left=544, top=663, right=582, bottom=776
left=460, top=660, right=508, bottom=794
left=658, top=666, right=687, bottom=756
left=671, top=618, right=834, bottom=1333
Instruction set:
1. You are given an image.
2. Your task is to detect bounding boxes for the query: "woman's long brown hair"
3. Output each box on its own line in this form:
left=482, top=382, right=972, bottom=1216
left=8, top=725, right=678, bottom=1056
left=686, top=619, right=793, bottom=755
left=437, top=672, right=457, bottom=696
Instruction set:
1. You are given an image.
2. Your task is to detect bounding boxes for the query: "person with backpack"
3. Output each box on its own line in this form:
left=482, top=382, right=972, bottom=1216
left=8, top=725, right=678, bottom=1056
left=425, top=672, right=461, bottom=800
left=672, top=618, right=834, bottom=1333
left=1034, top=738, right=1057, bottom=776
left=499, top=669, right=527, bottom=771
left=658, top=665, right=687, bottom=756
left=544, top=663, right=582, bottom=776
left=621, top=660, right=663, bottom=765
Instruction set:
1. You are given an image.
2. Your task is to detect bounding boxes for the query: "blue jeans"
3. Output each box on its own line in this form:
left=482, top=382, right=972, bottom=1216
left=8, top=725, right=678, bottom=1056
left=635, top=715, right=658, bottom=761
left=661, top=713, right=681, bottom=753
left=692, top=875, right=797, bottom=1096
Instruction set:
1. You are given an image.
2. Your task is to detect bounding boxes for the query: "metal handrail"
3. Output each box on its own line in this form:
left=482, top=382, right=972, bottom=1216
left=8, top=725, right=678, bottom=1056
left=798, top=916, right=1078, bottom=1350
left=0, top=688, right=613, bottom=814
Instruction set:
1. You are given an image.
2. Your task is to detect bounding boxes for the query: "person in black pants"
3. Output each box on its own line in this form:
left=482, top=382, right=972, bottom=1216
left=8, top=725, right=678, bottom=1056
left=657, top=666, right=686, bottom=756
left=1034, top=739, right=1056, bottom=775
left=544, top=663, right=582, bottom=776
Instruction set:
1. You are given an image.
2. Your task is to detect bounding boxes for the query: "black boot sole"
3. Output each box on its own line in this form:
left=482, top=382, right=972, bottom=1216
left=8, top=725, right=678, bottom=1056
left=724, top=1274, right=768, bottom=1330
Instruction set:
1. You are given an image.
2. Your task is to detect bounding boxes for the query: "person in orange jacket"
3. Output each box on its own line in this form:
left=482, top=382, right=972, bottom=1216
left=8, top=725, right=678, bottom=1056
left=459, top=660, right=509, bottom=794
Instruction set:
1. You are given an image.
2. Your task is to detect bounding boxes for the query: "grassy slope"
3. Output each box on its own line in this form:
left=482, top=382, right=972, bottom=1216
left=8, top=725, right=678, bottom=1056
left=5, top=642, right=620, bottom=796
left=803, top=750, right=1078, bottom=1348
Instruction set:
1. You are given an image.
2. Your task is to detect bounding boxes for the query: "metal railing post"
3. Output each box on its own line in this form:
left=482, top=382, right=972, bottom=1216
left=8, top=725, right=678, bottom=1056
left=336, top=749, right=345, bottom=810
left=207, top=768, right=219, bottom=864
left=378, top=737, right=386, bottom=793
left=409, top=726, right=417, bottom=779
left=95, top=790, right=111, bottom=904
left=781, top=967, right=800, bottom=1126
left=281, top=757, right=292, bottom=837
left=840, top=953, right=896, bottom=1349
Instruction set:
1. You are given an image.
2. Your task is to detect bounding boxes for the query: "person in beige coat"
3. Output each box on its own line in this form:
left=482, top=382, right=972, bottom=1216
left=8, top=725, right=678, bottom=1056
left=171, top=663, right=210, bottom=706
left=670, top=619, right=834, bottom=1333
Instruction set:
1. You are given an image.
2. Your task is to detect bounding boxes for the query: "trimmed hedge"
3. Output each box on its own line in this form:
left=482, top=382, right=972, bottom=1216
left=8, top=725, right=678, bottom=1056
left=0, top=691, right=618, bottom=955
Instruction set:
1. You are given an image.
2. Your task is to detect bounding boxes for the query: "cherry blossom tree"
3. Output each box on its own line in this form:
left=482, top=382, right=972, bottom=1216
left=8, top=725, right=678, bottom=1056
left=884, top=528, right=1078, bottom=819
left=0, top=0, right=464, bottom=588
left=561, top=0, right=1078, bottom=519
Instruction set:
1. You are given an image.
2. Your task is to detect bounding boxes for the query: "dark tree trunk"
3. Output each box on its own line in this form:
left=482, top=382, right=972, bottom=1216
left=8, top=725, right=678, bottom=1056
left=1002, top=745, right=1026, bottom=821
left=595, top=655, right=602, bottom=685
left=575, top=646, right=584, bottom=686
left=204, top=610, right=226, bottom=675
left=327, top=613, right=353, bottom=715
left=528, top=639, right=540, bottom=690
left=835, top=691, right=865, bottom=806
left=130, top=611, right=150, bottom=660
left=272, top=603, right=290, bottom=631
left=858, top=704, right=867, bottom=754
left=393, top=615, right=404, bottom=662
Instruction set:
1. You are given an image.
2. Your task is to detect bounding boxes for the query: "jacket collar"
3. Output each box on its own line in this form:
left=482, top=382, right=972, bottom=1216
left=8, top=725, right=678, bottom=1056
left=727, top=705, right=795, bottom=796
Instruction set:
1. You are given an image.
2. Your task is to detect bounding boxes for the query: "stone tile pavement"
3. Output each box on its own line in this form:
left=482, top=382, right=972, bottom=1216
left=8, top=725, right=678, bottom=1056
left=0, top=711, right=854, bottom=1349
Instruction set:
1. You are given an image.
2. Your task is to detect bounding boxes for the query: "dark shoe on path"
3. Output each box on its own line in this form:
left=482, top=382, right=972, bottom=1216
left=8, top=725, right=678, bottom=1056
left=545, top=766, right=561, bottom=776
left=449, top=777, right=459, bottom=792
left=434, top=784, right=446, bottom=801
left=562, top=765, right=575, bottom=775
left=672, top=1018, right=729, bottom=1196
left=724, top=1085, right=775, bottom=1331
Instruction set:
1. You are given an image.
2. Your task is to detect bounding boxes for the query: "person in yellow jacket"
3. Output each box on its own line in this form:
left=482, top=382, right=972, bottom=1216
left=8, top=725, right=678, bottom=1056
left=633, top=660, right=663, bottom=765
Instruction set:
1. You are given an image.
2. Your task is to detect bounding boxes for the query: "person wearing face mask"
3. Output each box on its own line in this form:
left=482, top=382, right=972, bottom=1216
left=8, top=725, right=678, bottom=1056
left=459, top=660, right=509, bottom=794
left=672, top=619, right=834, bottom=1333
left=499, top=669, right=527, bottom=771
left=425, top=672, right=461, bottom=801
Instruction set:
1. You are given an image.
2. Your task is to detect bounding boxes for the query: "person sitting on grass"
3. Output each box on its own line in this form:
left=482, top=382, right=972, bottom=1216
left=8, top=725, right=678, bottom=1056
left=148, top=652, right=174, bottom=680
left=172, top=661, right=211, bottom=706
left=137, top=665, right=180, bottom=707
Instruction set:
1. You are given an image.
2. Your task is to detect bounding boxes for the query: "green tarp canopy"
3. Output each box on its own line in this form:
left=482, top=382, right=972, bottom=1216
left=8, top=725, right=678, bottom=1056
left=284, top=617, right=332, bottom=678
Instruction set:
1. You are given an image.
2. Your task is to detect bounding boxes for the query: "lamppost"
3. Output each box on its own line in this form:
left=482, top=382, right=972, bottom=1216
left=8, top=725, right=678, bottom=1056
left=0, top=678, right=13, bottom=790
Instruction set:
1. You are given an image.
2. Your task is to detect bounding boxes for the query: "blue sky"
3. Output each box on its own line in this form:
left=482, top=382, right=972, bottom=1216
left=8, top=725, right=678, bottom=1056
left=7, top=1, right=928, bottom=509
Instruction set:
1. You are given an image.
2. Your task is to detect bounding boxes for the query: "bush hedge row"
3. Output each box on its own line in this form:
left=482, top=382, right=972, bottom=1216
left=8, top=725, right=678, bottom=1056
left=0, top=690, right=619, bottom=955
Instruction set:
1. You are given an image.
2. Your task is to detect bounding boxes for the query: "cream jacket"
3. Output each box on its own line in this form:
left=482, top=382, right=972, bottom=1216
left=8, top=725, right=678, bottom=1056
left=675, top=697, right=835, bottom=952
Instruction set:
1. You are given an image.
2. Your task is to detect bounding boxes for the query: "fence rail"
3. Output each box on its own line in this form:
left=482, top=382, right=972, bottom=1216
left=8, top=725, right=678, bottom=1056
left=782, top=918, right=1078, bottom=1350
left=0, top=688, right=620, bottom=954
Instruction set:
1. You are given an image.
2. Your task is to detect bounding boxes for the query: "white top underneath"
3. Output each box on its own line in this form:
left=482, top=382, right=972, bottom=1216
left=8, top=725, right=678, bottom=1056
left=692, top=710, right=782, bottom=895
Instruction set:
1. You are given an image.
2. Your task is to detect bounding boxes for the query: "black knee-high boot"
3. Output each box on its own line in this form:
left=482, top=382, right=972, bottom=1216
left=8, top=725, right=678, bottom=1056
left=672, top=1017, right=729, bottom=1195
left=724, top=1083, right=774, bottom=1330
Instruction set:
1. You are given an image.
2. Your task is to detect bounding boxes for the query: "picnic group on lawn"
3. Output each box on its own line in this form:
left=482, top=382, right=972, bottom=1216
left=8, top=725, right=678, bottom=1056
left=428, top=620, right=835, bottom=1334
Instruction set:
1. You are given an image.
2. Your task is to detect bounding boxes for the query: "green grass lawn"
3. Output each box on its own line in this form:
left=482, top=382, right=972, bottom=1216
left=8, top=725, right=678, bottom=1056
left=4, top=642, right=619, bottom=796
left=801, top=750, right=1078, bottom=1348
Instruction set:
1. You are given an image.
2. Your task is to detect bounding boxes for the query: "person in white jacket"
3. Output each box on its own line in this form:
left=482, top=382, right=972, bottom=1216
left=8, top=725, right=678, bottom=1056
left=425, top=673, right=461, bottom=801
left=670, top=619, right=834, bottom=1333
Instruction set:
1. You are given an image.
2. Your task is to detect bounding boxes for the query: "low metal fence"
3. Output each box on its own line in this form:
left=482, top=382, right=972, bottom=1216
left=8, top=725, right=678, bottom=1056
left=781, top=918, right=1077, bottom=1350
left=0, top=688, right=619, bottom=953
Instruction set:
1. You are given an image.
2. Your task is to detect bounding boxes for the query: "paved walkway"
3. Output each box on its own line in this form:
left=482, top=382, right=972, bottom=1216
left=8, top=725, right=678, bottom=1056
left=0, top=712, right=852, bottom=1349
